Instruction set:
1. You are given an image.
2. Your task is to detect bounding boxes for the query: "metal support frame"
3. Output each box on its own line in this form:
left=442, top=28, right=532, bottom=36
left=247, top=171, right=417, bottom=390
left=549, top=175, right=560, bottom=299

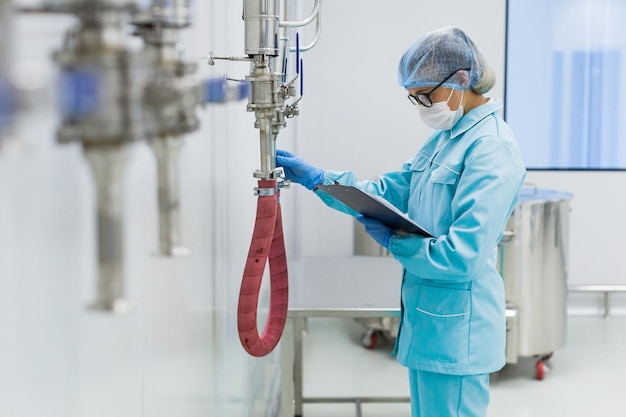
left=280, top=314, right=410, bottom=417
left=279, top=257, right=410, bottom=417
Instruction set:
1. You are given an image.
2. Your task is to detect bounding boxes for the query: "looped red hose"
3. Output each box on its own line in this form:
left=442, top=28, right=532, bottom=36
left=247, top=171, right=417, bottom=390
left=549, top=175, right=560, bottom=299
left=237, top=179, right=289, bottom=357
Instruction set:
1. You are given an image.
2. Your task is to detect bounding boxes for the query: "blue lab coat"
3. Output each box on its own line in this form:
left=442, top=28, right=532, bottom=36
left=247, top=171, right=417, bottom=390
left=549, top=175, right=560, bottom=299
left=315, top=98, right=526, bottom=375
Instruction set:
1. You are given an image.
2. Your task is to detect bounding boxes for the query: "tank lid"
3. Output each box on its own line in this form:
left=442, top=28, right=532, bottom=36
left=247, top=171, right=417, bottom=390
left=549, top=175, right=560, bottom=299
left=519, top=187, right=573, bottom=202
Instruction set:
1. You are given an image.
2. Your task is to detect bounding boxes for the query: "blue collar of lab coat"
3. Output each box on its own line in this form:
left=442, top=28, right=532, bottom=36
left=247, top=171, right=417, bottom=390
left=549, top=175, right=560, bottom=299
left=449, top=98, right=504, bottom=140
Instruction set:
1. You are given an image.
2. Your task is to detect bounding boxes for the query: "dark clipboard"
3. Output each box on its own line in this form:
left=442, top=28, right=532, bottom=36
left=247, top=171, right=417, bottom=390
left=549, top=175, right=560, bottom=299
left=315, top=184, right=433, bottom=237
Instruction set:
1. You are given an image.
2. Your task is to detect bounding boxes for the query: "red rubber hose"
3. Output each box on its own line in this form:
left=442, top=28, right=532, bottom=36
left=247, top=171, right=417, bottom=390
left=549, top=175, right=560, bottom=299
left=237, top=179, right=289, bottom=357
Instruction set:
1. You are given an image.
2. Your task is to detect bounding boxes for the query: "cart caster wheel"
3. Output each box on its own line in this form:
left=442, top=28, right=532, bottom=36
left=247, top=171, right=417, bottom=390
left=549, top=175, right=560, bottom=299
left=535, top=359, right=550, bottom=380
left=361, top=330, right=378, bottom=349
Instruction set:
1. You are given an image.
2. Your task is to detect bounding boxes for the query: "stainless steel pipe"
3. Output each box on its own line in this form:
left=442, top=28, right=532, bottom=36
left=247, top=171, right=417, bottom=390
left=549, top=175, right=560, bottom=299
left=84, top=143, right=132, bottom=314
left=135, top=4, right=201, bottom=257
left=54, top=2, right=152, bottom=312
left=148, top=135, right=190, bottom=257
left=278, top=0, right=320, bottom=27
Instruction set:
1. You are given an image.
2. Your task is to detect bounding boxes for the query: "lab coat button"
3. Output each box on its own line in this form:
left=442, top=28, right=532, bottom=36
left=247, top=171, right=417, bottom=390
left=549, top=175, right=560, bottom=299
left=436, top=307, right=442, bottom=312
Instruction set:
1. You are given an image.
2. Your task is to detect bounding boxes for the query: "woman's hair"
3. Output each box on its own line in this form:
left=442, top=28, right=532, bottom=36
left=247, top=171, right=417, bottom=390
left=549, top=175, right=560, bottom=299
left=398, top=26, right=495, bottom=94
left=472, top=63, right=496, bottom=94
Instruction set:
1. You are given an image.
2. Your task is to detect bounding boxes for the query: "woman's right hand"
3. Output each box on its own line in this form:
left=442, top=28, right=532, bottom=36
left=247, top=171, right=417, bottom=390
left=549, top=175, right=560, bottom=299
left=276, top=149, right=324, bottom=190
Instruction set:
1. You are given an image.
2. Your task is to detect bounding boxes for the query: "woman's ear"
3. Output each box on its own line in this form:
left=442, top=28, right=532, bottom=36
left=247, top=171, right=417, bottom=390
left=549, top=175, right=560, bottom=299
left=459, top=71, right=470, bottom=88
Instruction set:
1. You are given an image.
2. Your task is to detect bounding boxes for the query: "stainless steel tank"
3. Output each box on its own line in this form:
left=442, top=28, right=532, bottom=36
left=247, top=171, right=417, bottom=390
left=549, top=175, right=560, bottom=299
left=498, top=188, right=573, bottom=368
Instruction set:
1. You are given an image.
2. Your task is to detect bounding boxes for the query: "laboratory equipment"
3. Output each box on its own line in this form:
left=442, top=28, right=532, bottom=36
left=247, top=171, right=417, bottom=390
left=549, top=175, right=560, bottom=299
left=210, top=0, right=321, bottom=357
left=0, top=77, right=12, bottom=143
left=0, top=0, right=15, bottom=146
left=499, top=187, right=573, bottom=380
left=47, top=0, right=248, bottom=312
left=132, top=0, right=249, bottom=257
left=133, top=0, right=199, bottom=257
left=53, top=0, right=155, bottom=313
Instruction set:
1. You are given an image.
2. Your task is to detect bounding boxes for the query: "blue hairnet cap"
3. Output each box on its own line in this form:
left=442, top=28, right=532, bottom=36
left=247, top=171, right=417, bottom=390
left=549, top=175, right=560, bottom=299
left=398, top=26, right=495, bottom=94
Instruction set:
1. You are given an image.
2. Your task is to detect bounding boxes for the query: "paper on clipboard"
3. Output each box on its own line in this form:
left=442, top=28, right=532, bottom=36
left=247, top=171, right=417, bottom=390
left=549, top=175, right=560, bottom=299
left=315, top=184, right=433, bottom=237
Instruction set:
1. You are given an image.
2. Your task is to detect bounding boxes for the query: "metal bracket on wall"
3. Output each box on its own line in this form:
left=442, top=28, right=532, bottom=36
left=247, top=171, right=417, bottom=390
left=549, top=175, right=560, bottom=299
left=568, top=285, right=626, bottom=319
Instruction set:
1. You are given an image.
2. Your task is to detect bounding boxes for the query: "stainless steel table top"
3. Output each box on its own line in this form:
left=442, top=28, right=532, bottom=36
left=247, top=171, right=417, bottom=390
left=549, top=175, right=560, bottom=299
left=287, top=256, right=402, bottom=318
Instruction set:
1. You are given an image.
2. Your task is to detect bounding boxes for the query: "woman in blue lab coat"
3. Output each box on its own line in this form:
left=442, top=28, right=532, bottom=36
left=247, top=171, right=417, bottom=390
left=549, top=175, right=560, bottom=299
left=277, top=26, right=526, bottom=417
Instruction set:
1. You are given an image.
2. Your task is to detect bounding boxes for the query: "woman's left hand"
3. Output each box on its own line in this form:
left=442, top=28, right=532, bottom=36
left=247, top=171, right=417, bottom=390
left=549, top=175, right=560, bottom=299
left=356, top=214, right=395, bottom=249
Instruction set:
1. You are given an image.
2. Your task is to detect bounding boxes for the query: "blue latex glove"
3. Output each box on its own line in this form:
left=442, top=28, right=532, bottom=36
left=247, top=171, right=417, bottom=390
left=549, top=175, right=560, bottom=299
left=356, top=214, right=395, bottom=249
left=276, top=149, right=324, bottom=190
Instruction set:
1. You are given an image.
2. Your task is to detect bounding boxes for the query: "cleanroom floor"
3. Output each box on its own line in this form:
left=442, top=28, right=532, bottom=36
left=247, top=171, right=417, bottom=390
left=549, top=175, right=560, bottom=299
left=300, top=316, right=626, bottom=417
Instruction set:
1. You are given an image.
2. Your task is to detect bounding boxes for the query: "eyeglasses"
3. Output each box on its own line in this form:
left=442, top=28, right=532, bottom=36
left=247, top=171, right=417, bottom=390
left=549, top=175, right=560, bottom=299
left=407, top=68, right=471, bottom=108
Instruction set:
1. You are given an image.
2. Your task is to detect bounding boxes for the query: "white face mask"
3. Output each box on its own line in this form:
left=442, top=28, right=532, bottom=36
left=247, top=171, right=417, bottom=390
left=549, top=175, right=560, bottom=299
left=418, top=89, right=464, bottom=130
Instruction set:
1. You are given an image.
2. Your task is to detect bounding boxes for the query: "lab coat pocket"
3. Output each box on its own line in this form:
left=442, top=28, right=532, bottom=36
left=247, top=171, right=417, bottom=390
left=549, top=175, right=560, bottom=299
left=429, top=166, right=459, bottom=185
left=412, top=284, right=470, bottom=364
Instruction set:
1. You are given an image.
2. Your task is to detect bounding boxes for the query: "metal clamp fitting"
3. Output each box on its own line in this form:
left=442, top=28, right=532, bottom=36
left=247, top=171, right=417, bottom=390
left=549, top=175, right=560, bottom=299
left=254, top=187, right=277, bottom=196
left=278, top=179, right=291, bottom=189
